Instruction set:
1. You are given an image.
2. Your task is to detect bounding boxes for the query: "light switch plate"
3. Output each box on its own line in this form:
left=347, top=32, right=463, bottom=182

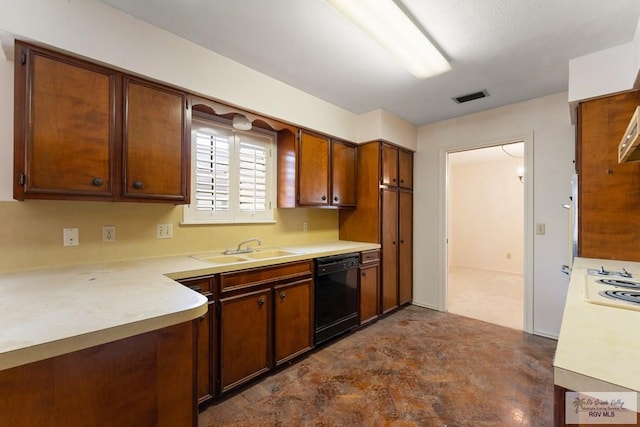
left=63, top=228, right=79, bottom=246
left=535, top=223, right=546, bottom=235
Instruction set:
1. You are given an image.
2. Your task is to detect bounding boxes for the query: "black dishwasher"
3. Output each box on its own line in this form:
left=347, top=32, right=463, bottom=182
left=314, top=253, right=359, bottom=345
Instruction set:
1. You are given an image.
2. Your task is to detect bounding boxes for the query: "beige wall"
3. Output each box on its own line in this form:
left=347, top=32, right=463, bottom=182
left=449, top=157, right=524, bottom=274
left=415, top=92, right=575, bottom=338
left=0, top=200, right=338, bottom=273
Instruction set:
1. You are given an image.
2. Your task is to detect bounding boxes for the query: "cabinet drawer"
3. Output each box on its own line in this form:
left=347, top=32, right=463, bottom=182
left=179, top=276, right=214, bottom=297
left=361, top=250, right=380, bottom=264
left=221, top=260, right=313, bottom=293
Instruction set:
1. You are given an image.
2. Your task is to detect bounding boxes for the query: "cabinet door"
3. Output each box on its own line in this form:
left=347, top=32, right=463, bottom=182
left=398, top=149, right=413, bottom=189
left=360, top=263, right=379, bottom=324
left=15, top=43, right=116, bottom=200
left=381, top=188, right=399, bottom=313
left=219, top=289, right=271, bottom=392
left=123, top=77, right=189, bottom=202
left=196, top=301, right=215, bottom=404
left=579, top=91, right=640, bottom=260
left=274, top=279, right=313, bottom=365
left=381, top=144, right=398, bottom=186
left=398, top=191, right=413, bottom=305
left=298, top=130, right=330, bottom=206
left=331, top=141, right=357, bottom=207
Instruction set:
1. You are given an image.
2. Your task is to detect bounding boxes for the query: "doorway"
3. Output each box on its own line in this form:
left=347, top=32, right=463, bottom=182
left=446, top=142, right=525, bottom=330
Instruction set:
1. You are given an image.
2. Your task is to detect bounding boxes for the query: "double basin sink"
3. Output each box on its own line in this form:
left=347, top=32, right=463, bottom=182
left=193, top=248, right=301, bottom=265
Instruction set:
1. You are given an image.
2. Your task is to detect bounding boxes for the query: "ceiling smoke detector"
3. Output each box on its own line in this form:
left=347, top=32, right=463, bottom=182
left=452, top=90, right=489, bottom=104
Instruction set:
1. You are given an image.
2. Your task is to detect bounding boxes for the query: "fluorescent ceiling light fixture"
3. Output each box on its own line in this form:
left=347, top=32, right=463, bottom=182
left=324, top=0, right=451, bottom=79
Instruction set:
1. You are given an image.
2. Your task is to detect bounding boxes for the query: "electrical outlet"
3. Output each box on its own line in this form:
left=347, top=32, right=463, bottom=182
left=303, top=221, right=308, bottom=232
left=102, top=225, right=116, bottom=243
left=156, top=223, right=173, bottom=239
left=63, top=228, right=79, bottom=246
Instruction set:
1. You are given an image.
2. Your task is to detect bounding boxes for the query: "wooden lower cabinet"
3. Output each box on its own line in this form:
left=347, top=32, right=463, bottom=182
left=0, top=321, right=197, bottom=427
left=179, top=275, right=216, bottom=406
left=274, top=278, right=313, bottom=365
left=359, top=251, right=380, bottom=325
left=219, top=289, right=271, bottom=392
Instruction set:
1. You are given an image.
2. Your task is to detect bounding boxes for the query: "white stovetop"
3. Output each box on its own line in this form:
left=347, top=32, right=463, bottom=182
left=554, top=257, right=640, bottom=393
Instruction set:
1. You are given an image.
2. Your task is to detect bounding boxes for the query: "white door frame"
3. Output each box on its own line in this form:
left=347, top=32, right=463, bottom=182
left=439, top=132, right=534, bottom=333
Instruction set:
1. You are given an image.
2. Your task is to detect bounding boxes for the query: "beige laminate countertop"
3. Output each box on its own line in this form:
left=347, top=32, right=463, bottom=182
left=554, top=257, right=640, bottom=394
left=0, top=240, right=379, bottom=372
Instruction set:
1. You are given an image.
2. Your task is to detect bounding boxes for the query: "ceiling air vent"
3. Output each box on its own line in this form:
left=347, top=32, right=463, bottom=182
left=452, top=90, right=489, bottom=104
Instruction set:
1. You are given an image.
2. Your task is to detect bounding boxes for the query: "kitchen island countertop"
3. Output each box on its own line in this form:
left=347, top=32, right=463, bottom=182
left=0, top=240, right=380, bottom=371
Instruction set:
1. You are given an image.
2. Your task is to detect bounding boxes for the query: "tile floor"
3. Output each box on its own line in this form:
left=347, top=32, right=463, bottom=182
left=448, top=266, right=524, bottom=330
left=199, top=305, right=556, bottom=426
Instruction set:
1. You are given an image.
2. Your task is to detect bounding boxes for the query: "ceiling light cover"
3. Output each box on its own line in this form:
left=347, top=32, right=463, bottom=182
left=324, top=0, right=450, bottom=79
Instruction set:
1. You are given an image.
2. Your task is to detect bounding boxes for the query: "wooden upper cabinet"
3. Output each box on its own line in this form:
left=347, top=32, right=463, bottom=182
left=123, top=78, right=189, bottom=202
left=381, top=144, right=399, bottom=186
left=331, top=140, right=357, bottom=207
left=298, top=130, right=330, bottom=206
left=13, top=41, right=189, bottom=204
left=578, top=90, right=640, bottom=261
left=14, top=42, right=117, bottom=200
left=398, top=149, right=413, bottom=189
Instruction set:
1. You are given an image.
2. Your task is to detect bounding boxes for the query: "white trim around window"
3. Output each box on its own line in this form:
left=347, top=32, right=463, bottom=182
left=182, top=116, right=276, bottom=224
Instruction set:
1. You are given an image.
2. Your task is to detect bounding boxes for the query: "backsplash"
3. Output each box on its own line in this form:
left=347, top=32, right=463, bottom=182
left=0, top=200, right=339, bottom=273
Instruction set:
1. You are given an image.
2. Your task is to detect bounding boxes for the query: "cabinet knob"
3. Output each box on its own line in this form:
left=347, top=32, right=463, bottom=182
left=392, top=241, right=396, bottom=245
left=321, top=195, right=327, bottom=201
left=400, top=179, right=404, bottom=184
left=279, top=291, right=286, bottom=300
left=392, top=178, right=397, bottom=182
left=400, top=239, right=404, bottom=244
left=333, top=196, right=339, bottom=202
left=258, top=297, right=265, bottom=306
left=362, top=272, right=367, bottom=277
left=92, top=177, right=103, bottom=187
left=133, top=181, right=143, bottom=189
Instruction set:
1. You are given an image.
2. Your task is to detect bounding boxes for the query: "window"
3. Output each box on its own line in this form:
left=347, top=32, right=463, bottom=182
left=182, top=116, right=276, bottom=224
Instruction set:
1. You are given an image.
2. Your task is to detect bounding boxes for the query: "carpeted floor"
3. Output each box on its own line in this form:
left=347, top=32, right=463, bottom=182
left=199, top=305, right=556, bottom=426
left=448, top=266, right=524, bottom=330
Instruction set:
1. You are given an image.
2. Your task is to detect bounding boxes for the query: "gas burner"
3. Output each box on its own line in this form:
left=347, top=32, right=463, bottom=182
left=600, top=290, right=640, bottom=306
left=597, top=279, right=640, bottom=289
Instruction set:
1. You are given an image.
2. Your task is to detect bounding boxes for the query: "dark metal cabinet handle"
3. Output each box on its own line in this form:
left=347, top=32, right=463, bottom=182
left=333, top=196, right=339, bottom=202
left=258, top=297, right=265, bottom=306
left=400, top=240, right=405, bottom=244
left=321, top=195, right=327, bottom=201
left=92, top=177, right=104, bottom=187
left=133, top=181, right=143, bottom=189
left=362, top=272, right=367, bottom=277
left=392, top=241, right=396, bottom=245
left=279, top=291, right=286, bottom=300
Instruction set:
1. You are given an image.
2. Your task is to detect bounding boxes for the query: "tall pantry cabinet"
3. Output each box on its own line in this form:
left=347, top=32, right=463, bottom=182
left=339, top=141, right=414, bottom=314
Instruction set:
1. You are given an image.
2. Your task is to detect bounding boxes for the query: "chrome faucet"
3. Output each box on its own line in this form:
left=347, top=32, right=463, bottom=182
left=224, top=238, right=262, bottom=255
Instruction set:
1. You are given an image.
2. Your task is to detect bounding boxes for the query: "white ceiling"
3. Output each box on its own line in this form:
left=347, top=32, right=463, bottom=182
left=98, top=0, right=640, bottom=126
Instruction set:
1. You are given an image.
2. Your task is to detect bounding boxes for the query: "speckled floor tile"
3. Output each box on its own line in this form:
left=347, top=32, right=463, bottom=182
left=199, top=305, right=556, bottom=427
